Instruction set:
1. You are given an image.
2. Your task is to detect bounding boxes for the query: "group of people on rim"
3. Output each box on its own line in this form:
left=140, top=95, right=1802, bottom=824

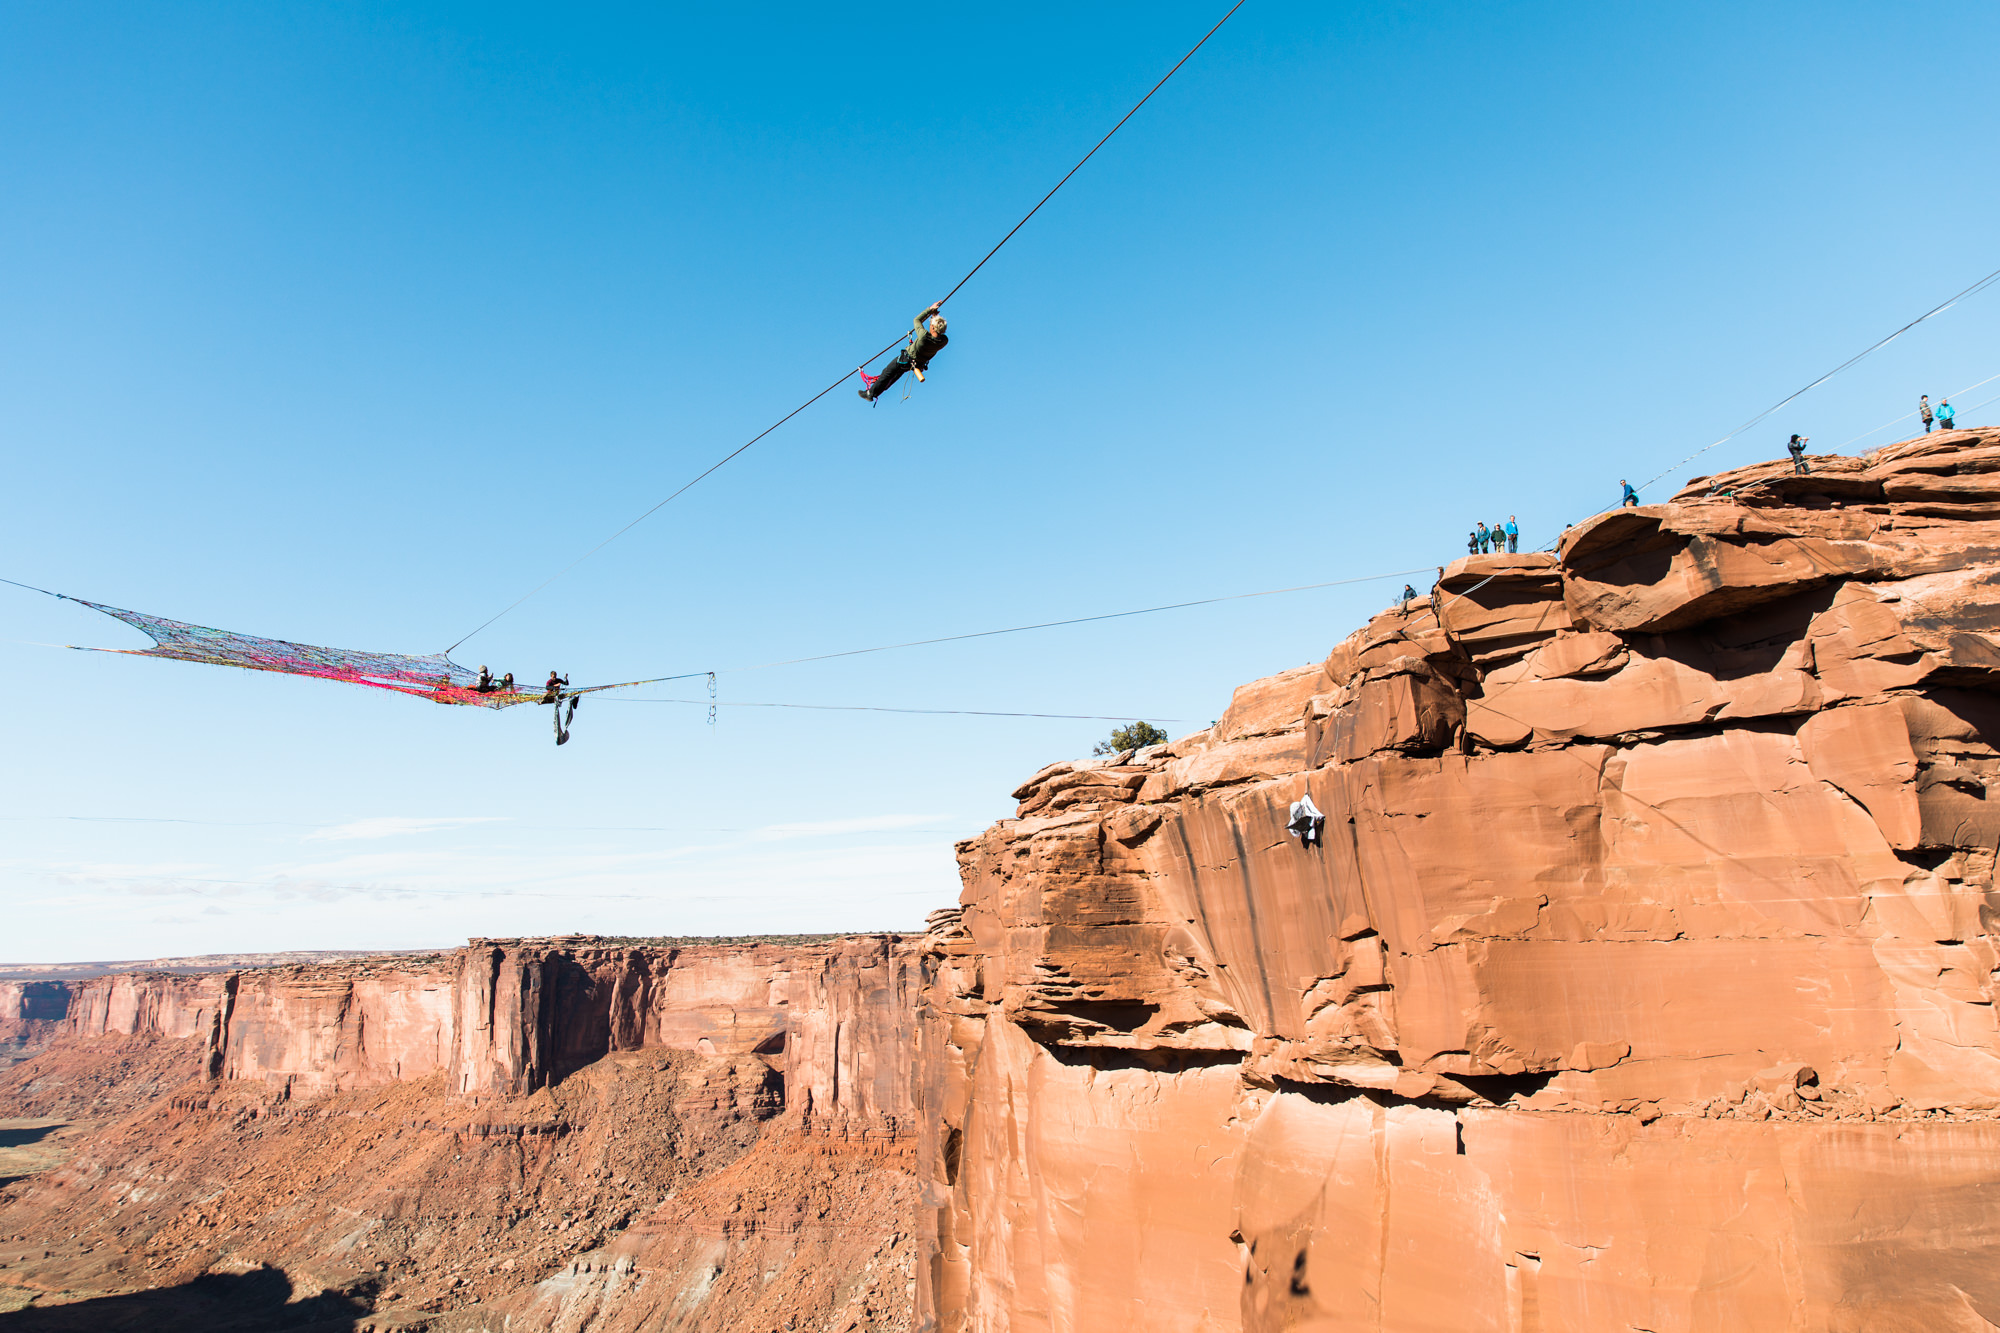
left=1468, top=516, right=1519, bottom=554
left=1920, top=394, right=1958, bottom=434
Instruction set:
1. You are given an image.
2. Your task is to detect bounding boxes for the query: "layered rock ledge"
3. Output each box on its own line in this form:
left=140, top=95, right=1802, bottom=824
left=917, top=428, right=2000, bottom=1332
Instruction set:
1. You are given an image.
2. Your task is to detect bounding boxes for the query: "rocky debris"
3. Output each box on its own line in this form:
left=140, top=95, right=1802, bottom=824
left=918, top=429, right=2000, bottom=1331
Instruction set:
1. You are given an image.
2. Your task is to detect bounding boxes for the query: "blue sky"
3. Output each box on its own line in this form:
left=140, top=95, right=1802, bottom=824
left=4, top=2, right=1998, bottom=961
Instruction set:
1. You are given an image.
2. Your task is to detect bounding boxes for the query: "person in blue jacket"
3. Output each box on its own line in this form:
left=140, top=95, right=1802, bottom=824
left=1504, top=515, right=1519, bottom=552
left=1620, top=480, right=1639, bottom=507
left=1938, top=398, right=1957, bottom=431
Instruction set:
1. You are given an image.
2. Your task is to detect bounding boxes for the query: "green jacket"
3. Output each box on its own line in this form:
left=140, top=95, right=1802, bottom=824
left=908, top=308, right=949, bottom=367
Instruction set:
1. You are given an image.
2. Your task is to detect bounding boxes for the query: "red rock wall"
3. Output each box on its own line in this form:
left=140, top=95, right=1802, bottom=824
left=57, top=938, right=917, bottom=1126
left=0, top=981, right=72, bottom=1062
left=64, top=972, right=229, bottom=1044
left=917, top=430, right=2000, bottom=1332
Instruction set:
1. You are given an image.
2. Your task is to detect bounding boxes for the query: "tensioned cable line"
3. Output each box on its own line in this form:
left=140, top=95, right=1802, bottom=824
left=1832, top=367, right=2000, bottom=452
left=445, top=1, right=1248, bottom=656
left=606, top=699, right=1188, bottom=722
left=1631, top=262, right=2000, bottom=496
left=575, top=564, right=1431, bottom=696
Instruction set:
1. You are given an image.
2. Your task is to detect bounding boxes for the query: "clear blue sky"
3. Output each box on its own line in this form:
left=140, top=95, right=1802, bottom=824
left=4, top=2, right=1997, bottom=962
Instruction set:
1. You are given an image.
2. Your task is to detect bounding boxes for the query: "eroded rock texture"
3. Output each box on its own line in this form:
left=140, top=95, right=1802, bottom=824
left=0, top=936, right=919, bottom=1331
left=918, top=430, right=2000, bottom=1332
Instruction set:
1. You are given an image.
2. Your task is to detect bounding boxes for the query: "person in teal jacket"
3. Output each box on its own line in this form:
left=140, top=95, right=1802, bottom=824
left=1504, top=516, right=1519, bottom=552
left=1620, top=480, right=1639, bottom=507
left=1938, top=399, right=1957, bottom=430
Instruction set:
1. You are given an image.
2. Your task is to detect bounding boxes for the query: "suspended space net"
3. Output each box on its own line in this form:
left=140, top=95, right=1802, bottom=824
left=72, top=599, right=545, bottom=709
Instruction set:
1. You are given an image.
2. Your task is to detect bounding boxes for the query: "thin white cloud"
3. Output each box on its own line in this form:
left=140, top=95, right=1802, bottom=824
left=303, top=816, right=508, bottom=843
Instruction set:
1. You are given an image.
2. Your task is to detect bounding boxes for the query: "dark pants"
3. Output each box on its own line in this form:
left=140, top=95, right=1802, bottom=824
left=1622, top=495, right=1638, bottom=507
left=1924, top=418, right=1934, bottom=433
left=863, top=352, right=915, bottom=401
left=1941, top=418, right=1955, bottom=432
left=1790, top=449, right=1808, bottom=475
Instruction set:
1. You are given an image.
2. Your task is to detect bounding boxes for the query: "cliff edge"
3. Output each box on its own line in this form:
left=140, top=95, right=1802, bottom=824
left=919, top=428, right=2000, bottom=1332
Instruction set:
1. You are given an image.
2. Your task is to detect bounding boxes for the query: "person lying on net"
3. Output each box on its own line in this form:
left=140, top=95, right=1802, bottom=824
left=858, top=302, right=949, bottom=403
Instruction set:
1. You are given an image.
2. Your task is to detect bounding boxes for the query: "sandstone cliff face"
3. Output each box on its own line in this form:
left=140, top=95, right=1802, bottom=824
left=919, top=430, right=2000, bottom=1332
left=0, top=982, right=70, bottom=1065
left=0, top=935, right=919, bottom=1330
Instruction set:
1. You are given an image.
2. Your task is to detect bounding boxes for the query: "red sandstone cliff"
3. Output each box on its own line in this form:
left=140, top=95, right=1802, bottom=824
left=17, top=431, right=2000, bottom=1330
left=0, top=935, right=919, bottom=1330
left=918, top=429, right=2000, bottom=1332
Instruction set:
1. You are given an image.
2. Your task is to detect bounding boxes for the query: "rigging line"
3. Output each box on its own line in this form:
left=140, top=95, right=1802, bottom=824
left=573, top=564, right=1428, bottom=697
left=1634, top=261, right=2000, bottom=495
left=440, top=342, right=900, bottom=656
left=1832, top=367, right=2000, bottom=452
left=605, top=698, right=1187, bottom=722
left=444, top=4, right=1245, bottom=658
left=715, top=566, right=1433, bottom=676
left=0, top=577, right=64, bottom=599
left=937, top=0, right=1247, bottom=308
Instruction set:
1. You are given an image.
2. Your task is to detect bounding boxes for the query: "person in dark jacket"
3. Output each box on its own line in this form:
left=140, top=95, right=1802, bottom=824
left=1467, top=530, right=1479, bottom=555
left=859, top=302, right=949, bottom=402
left=1788, top=434, right=1810, bottom=474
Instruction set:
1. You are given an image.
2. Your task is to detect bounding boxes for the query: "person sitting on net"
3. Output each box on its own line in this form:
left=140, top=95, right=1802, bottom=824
left=475, top=665, right=496, bottom=693
left=859, top=302, right=949, bottom=402
left=541, top=670, right=568, bottom=704
left=499, top=671, right=516, bottom=694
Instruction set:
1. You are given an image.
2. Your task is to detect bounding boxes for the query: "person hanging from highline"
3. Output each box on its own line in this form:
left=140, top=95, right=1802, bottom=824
left=858, top=302, right=949, bottom=403
left=1788, top=433, right=1811, bottom=475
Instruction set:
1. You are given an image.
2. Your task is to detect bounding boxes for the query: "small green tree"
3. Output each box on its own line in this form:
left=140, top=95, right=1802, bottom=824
left=1094, top=720, right=1169, bottom=756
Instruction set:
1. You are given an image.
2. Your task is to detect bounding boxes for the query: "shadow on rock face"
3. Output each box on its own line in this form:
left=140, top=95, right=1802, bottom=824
left=0, top=1127, right=61, bottom=1152
left=0, top=1266, right=372, bottom=1332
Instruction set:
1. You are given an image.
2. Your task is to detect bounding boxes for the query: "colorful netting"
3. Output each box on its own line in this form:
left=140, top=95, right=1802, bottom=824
left=73, top=599, right=541, bottom=709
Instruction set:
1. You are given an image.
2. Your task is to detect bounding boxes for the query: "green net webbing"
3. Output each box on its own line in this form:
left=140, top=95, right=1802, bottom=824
left=73, top=599, right=542, bottom=708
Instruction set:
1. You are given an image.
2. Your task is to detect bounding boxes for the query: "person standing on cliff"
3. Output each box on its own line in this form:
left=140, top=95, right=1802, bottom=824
left=1921, top=395, right=1935, bottom=433
left=1467, top=529, right=1479, bottom=555
left=1475, top=521, right=1491, bottom=553
left=1788, top=434, right=1810, bottom=474
left=858, top=302, right=949, bottom=402
left=1504, top=516, right=1519, bottom=552
left=1939, top=398, right=1957, bottom=431
left=1620, top=480, right=1639, bottom=507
